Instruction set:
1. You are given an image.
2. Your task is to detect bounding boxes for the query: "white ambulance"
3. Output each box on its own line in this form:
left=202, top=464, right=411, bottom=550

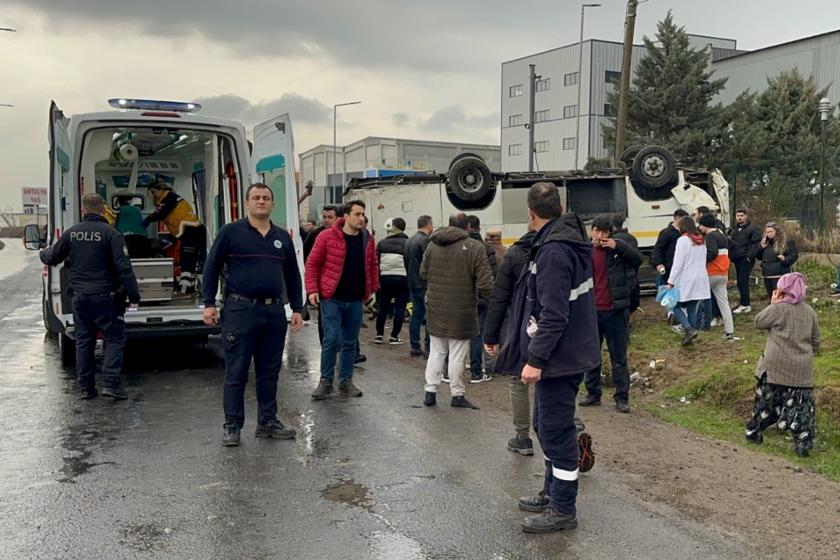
left=24, top=99, right=304, bottom=366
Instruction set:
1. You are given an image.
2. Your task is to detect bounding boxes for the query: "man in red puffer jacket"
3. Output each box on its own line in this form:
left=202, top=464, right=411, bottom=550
left=306, top=200, right=379, bottom=400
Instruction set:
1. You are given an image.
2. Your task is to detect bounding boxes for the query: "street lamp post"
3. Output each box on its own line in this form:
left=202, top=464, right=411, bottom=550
left=0, top=28, right=16, bottom=32
left=574, top=3, right=601, bottom=170
left=332, top=101, right=362, bottom=203
left=819, top=97, right=831, bottom=230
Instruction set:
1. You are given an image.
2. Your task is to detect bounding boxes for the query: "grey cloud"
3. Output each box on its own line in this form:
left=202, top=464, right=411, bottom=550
left=194, top=93, right=331, bottom=127
left=419, top=105, right=499, bottom=134
left=8, top=0, right=523, bottom=72
left=391, top=112, right=410, bottom=127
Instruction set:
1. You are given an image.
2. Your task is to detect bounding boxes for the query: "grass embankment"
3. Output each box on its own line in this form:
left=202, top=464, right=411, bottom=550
left=627, top=261, right=840, bottom=481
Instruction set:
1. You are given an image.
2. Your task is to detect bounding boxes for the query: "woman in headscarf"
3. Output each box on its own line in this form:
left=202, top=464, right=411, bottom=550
left=666, top=216, right=710, bottom=345
left=756, top=221, right=799, bottom=298
left=745, top=272, right=820, bottom=457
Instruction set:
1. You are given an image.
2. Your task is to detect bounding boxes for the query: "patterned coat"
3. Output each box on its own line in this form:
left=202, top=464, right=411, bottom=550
left=754, top=301, right=820, bottom=388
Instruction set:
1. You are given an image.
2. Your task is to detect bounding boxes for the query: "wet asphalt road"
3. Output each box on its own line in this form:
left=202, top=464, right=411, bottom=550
left=0, top=240, right=763, bottom=560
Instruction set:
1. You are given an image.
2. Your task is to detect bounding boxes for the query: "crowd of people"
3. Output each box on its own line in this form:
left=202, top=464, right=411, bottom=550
left=41, top=181, right=822, bottom=534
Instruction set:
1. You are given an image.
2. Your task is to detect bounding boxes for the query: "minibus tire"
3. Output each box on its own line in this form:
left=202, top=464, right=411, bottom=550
left=619, top=145, right=642, bottom=166
left=448, top=156, right=492, bottom=202
left=632, top=146, right=676, bottom=189
left=59, top=332, right=76, bottom=367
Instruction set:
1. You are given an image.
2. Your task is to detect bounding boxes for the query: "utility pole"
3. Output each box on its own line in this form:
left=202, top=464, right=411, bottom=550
left=819, top=97, right=831, bottom=230
left=614, top=0, right=638, bottom=166
left=528, top=64, right=538, bottom=172
left=575, top=4, right=601, bottom=170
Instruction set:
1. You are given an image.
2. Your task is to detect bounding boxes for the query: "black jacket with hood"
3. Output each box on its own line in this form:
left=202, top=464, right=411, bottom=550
left=729, top=220, right=762, bottom=261
left=601, top=230, right=643, bottom=311
left=496, top=213, right=600, bottom=378
left=484, top=231, right=536, bottom=346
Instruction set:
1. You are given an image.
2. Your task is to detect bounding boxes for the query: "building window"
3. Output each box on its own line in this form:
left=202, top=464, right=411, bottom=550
left=534, top=110, right=550, bottom=123
left=563, top=105, right=578, bottom=119
left=536, top=78, right=551, bottom=92
left=508, top=144, right=523, bottom=156
left=535, top=141, right=550, bottom=153
left=564, top=72, right=579, bottom=86
left=509, top=84, right=523, bottom=97
left=605, top=70, right=621, bottom=84
left=509, top=114, right=523, bottom=127
left=603, top=103, right=616, bottom=117
left=562, top=137, right=576, bottom=151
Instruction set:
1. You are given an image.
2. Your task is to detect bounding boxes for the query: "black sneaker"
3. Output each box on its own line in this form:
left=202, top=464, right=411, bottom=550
left=423, top=391, right=436, bottom=407
left=724, top=332, right=735, bottom=341
left=795, top=443, right=811, bottom=457
left=101, top=387, right=128, bottom=400
left=518, top=492, right=550, bottom=512
left=255, top=419, right=296, bottom=439
left=80, top=387, right=98, bottom=400
left=388, top=336, right=405, bottom=345
left=470, top=373, right=492, bottom=384
left=615, top=400, right=630, bottom=414
left=578, top=394, right=601, bottom=407
left=507, top=436, right=534, bottom=456
left=354, top=354, right=367, bottom=364
left=410, top=348, right=424, bottom=357
left=374, top=335, right=384, bottom=345
left=222, top=423, right=241, bottom=447
left=745, top=430, right=764, bottom=444
left=522, top=509, right=578, bottom=533
left=311, top=380, right=333, bottom=400
left=681, top=328, right=699, bottom=346
left=339, top=379, right=363, bottom=398
left=450, top=396, right=479, bottom=409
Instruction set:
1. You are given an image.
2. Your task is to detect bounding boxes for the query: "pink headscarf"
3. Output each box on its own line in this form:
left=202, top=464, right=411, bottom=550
left=776, top=272, right=807, bottom=304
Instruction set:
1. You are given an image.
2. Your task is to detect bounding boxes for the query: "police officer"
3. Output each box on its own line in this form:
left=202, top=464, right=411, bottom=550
left=40, top=193, right=141, bottom=400
left=202, top=182, right=304, bottom=447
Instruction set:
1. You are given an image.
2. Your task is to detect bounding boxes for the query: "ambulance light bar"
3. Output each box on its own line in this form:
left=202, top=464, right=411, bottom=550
left=108, top=99, right=202, bottom=113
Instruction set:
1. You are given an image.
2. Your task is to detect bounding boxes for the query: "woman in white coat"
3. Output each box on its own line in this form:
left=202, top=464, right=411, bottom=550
left=667, top=216, right=711, bottom=345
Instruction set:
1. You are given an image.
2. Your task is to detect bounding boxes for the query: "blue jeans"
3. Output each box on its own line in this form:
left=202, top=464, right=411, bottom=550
left=470, top=303, right=488, bottom=375
left=673, top=300, right=703, bottom=331
left=320, top=299, right=363, bottom=383
left=409, top=289, right=430, bottom=352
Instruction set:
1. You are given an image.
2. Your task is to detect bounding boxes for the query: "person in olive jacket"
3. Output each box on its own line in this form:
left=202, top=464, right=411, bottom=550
left=421, top=212, right=494, bottom=410
left=756, top=221, right=798, bottom=298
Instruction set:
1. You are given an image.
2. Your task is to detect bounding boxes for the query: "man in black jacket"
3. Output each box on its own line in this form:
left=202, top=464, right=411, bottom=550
left=302, top=205, right=337, bottom=263
left=40, top=193, right=141, bottom=400
left=728, top=207, right=762, bottom=313
left=652, top=209, right=689, bottom=286
left=467, top=215, right=495, bottom=383
left=579, top=214, right=643, bottom=413
left=485, top=229, right=537, bottom=455
left=405, top=215, right=433, bottom=356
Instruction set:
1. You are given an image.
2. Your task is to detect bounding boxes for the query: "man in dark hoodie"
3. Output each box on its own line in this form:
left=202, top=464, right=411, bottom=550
left=421, top=212, right=494, bottom=409
left=728, top=207, right=762, bottom=314
left=496, top=182, right=600, bottom=534
left=467, top=214, right=496, bottom=383
left=485, top=227, right=537, bottom=454
left=405, top=215, right=433, bottom=356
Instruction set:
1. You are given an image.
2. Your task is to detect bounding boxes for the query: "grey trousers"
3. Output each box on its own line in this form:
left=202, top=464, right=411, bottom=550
left=509, top=375, right=531, bottom=437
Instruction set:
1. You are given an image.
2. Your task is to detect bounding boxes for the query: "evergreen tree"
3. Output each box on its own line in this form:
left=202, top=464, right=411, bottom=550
left=604, top=12, right=727, bottom=165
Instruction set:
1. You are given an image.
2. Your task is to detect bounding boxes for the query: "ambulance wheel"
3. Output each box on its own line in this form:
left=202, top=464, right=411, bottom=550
left=59, top=332, right=76, bottom=367
left=632, top=146, right=676, bottom=189
left=448, top=155, right=492, bottom=202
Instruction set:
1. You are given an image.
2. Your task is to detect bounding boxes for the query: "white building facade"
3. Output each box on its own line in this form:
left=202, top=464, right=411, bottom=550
left=500, top=35, right=739, bottom=172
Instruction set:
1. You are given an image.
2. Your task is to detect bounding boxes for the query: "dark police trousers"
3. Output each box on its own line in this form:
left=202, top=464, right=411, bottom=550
left=584, top=309, right=630, bottom=403
left=72, top=293, right=126, bottom=390
left=221, top=297, right=287, bottom=428
left=533, top=373, right=584, bottom=515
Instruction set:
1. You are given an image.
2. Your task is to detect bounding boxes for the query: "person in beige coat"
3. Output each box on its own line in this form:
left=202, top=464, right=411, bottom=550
left=421, top=212, right=494, bottom=409
left=745, top=272, right=820, bottom=456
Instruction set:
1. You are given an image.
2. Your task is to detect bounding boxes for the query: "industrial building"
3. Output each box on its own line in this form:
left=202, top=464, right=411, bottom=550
left=299, top=137, right=500, bottom=218
left=500, top=34, right=739, bottom=172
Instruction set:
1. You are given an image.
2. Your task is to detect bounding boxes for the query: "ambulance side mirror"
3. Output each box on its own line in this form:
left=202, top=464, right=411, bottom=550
left=23, top=224, right=46, bottom=250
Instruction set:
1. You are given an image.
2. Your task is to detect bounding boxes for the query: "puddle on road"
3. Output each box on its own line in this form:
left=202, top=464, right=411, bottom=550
left=369, top=530, right=429, bottom=560
left=59, top=428, right=115, bottom=483
left=322, top=480, right=373, bottom=512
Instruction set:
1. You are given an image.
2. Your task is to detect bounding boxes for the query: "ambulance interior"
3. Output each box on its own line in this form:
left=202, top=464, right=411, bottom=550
left=78, top=126, right=242, bottom=307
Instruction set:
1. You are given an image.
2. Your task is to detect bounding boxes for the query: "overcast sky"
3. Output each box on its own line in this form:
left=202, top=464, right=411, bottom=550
left=0, top=0, right=836, bottom=211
